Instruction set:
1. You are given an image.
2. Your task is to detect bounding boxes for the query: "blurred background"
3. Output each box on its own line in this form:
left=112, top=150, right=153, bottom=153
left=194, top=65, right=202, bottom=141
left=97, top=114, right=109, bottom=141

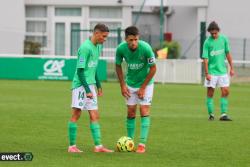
left=0, top=0, right=250, bottom=83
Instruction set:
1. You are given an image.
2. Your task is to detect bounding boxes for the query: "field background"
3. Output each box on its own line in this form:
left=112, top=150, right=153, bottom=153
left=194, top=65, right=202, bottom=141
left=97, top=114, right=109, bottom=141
left=0, top=80, right=250, bottom=167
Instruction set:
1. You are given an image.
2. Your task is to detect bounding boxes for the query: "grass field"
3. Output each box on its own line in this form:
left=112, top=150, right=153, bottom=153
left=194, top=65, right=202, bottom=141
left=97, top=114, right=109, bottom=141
left=0, top=80, right=250, bottom=167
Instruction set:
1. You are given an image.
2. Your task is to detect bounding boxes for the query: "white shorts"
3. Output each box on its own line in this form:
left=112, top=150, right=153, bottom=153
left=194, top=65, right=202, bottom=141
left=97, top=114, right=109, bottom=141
left=204, top=74, right=230, bottom=88
left=126, top=84, right=154, bottom=106
left=71, top=85, right=98, bottom=111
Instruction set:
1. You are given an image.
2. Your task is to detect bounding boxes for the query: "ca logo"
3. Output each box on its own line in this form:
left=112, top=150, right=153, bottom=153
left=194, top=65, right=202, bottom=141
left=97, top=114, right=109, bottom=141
left=43, top=60, right=65, bottom=76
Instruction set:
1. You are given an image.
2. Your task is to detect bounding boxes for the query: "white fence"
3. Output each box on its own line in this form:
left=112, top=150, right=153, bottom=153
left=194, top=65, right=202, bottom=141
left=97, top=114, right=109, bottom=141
left=154, top=59, right=202, bottom=84
left=103, top=58, right=202, bottom=84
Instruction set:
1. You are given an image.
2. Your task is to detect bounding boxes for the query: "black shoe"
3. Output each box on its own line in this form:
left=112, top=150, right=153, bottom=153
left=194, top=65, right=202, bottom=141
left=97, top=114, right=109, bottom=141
left=219, top=115, right=232, bottom=121
left=208, top=115, right=215, bottom=121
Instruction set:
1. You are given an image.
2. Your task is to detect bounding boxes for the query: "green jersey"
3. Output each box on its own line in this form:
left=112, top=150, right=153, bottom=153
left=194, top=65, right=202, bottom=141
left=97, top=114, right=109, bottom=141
left=202, top=34, right=230, bottom=75
left=115, top=40, right=156, bottom=88
left=72, top=39, right=102, bottom=89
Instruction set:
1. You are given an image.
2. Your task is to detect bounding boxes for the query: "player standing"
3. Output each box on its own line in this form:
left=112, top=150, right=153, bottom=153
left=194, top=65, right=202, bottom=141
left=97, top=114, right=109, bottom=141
left=68, top=23, right=113, bottom=153
left=202, top=21, right=234, bottom=121
left=115, top=26, right=156, bottom=153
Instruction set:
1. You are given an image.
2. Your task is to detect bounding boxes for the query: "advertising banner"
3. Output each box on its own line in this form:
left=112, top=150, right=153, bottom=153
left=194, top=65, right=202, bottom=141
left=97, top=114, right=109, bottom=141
left=0, top=57, right=107, bottom=81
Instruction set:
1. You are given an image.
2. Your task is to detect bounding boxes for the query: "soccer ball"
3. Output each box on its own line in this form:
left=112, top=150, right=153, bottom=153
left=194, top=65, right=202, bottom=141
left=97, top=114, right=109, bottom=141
left=116, top=136, right=134, bottom=152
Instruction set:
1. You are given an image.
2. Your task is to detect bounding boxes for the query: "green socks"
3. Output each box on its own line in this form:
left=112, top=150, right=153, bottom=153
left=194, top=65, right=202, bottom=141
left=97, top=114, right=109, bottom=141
left=90, top=122, right=101, bottom=146
left=139, top=116, right=151, bottom=144
left=127, top=117, right=136, bottom=139
left=220, top=97, right=228, bottom=114
left=206, top=97, right=228, bottom=115
left=68, top=121, right=102, bottom=146
left=127, top=116, right=151, bottom=144
left=68, top=122, right=77, bottom=146
left=206, top=97, right=214, bottom=115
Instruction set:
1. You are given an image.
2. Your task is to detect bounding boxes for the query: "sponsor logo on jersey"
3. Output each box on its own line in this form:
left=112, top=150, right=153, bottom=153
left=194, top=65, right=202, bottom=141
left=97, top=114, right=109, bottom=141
left=88, top=61, right=98, bottom=68
left=139, top=56, right=145, bottom=61
left=79, top=57, right=84, bottom=63
left=128, top=63, right=144, bottom=70
left=210, top=49, right=225, bottom=57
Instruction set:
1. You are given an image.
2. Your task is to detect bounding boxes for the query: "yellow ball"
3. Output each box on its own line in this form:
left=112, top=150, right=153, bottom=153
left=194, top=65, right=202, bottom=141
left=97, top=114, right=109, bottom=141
left=116, top=136, right=134, bottom=152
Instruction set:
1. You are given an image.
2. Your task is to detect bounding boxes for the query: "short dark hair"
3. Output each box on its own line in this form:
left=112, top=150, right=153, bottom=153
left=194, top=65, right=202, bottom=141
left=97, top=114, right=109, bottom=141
left=125, top=26, right=139, bottom=37
left=94, top=23, right=109, bottom=32
left=207, top=21, right=220, bottom=32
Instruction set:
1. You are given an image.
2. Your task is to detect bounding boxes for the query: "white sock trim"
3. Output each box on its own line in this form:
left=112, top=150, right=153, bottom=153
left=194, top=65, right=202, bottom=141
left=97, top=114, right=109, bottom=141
left=95, top=145, right=103, bottom=149
left=221, top=113, right=227, bottom=117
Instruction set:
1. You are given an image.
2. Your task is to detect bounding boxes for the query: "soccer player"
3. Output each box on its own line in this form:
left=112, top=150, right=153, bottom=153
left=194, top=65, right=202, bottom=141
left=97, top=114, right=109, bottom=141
left=68, top=23, right=113, bottom=153
left=202, top=21, right=234, bottom=121
left=115, top=26, right=157, bottom=153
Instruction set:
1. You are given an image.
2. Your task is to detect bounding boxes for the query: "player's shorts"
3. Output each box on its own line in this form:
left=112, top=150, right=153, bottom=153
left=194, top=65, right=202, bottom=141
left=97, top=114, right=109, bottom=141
left=71, top=85, right=98, bottom=111
left=204, top=74, right=230, bottom=88
left=126, top=84, right=154, bottom=106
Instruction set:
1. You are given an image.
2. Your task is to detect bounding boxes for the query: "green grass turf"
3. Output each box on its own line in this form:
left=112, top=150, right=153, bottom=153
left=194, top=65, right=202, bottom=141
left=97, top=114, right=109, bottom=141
left=0, top=80, right=250, bottom=167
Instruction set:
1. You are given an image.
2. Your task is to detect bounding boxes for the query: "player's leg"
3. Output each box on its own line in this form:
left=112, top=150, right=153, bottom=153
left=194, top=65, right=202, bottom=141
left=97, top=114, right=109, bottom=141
left=136, top=105, right=150, bottom=153
left=88, top=110, right=113, bottom=152
left=204, top=75, right=217, bottom=120
left=86, top=85, right=113, bottom=152
left=126, top=86, right=138, bottom=139
left=220, top=87, right=229, bottom=113
left=68, top=108, right=83, bottom=152
left=88, top=109, right=101, bottom=147
left=207, top=87, right=215, bottom=120
left=68, top=87, right=84, bottom=153
left=218, top=74, right=232, bottom=121
left=127, top=105, right=137, bottom=139
left=136, top=84, right=153, bottom=153
left=69, top=108, right=81, bottom=145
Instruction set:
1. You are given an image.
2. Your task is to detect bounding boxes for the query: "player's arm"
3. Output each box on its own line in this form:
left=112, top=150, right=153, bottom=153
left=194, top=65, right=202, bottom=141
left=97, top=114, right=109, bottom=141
left=225, top=37, right=234, bottom=77
left=116, top=64, right=130, bottom=99
left=77, top=47, right=93, bottom=98
left=77, top=68, right=93, bottom=98
left=226, top=53, right=234, bottom=77
left=203, top=59, right=211, bottom=81
left=115, top=47, right=130, bottom=99
left=138, top=64, right=156, bottom=99
left=95, top=72, right=102, bottom=96
left=141, top=64, right=156, bottom=89
left=137, top=44, right=157, bottom=99
left=115, top=64, right=125, bottom=86
left=202, top=40, right=211, bottom=81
